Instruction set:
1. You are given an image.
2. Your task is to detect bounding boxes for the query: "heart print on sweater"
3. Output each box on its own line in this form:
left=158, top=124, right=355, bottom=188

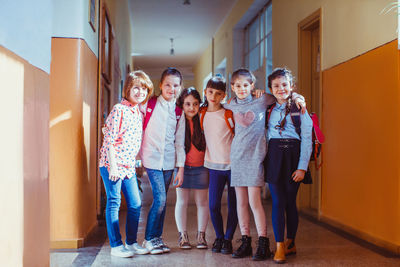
left=235, top=111, right=255, bottom=127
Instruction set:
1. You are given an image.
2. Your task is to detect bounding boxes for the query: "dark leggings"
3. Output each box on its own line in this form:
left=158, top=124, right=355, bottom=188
left=208, top=169, right=238, bottom=240
left=269, top=180, right=300, bottom=242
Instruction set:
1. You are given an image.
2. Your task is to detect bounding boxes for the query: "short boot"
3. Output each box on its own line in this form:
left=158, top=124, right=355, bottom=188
left=252, top=236, right=272, bottom=261
left=273, top=242, right=286, bottom=264
left=232, top=235, right=252, bottom=258
left=212, top=238, right=223, bottom=253
left=178, top=232, right=191, bottom=249
left=285, top=239, right=296, bottom=255
left=220, top=239, right=232, bottom=254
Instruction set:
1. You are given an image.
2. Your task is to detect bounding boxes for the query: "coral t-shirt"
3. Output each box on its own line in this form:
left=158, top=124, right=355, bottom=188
left=185, top=119, right=205, bottom=167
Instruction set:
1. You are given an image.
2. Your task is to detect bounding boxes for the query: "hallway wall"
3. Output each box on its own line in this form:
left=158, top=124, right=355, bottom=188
left=0, top=45, right=51, bottom=267
left=272, top=0, right=400, bottom=253
left=0, top=1, right=52, bottom=266
left=52, top=0, right=99, bottom=56
left=193, top=0, right=254, bottom=92
left=105, top=0, right=133, bottom=81
left=49, top=0, right=136, bottom=249
left=272, top=0, right=397, bottom=74
left=49, top=1, right=100, bottom=249
left=322, top=39, right=400, bottom=252
left=49, top=38, right=98, bottom=249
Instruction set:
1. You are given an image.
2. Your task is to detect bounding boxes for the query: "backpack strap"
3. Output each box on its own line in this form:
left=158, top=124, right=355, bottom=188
left=265, top=103, right=276, bottom=130
left=142, top=96, right=157, bottom=130
left=290, top=104, right=301, bottom=137
left=199, top=106, right=234, bottom=135
left=175, top=106, right=183, bottom=121
left=224, top=109, right=235, bottom=135
left=199, top=107, right=207, bottom=131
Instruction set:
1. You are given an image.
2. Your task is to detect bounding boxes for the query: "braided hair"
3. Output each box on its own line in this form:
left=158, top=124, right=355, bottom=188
left=267, top=68, right=295, bottom=134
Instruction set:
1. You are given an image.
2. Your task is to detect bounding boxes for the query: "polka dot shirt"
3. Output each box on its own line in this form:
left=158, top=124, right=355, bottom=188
left=99, top=99, right=142, bottom=179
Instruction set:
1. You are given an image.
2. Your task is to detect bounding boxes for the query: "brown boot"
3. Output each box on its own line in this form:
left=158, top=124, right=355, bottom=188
left=285, top=239, right=296, bottom=255
left=273, top=242, right=286, bottom=264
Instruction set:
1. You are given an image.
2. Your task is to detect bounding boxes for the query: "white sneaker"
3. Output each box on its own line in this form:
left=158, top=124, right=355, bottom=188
left=126, top=242, right=149, bottom=255
left=111, top=244, right=134, bottom=258
left=157, top=237, right=171, bottom=253
left=143, top=239, right=163, bottom=255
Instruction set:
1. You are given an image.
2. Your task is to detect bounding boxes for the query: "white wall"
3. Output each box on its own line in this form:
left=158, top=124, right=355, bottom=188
left=272, top=0, right=397, bottom=74
left=0, top=0, right=52, bottom=73
left=52, top=0, right=99, bottom=57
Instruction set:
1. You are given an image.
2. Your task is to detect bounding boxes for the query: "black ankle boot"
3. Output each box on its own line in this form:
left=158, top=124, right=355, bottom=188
left=212, top=238, right=223, bottom=253
left=232, top=235, right=252, bottom=258
left=252, top=236, right=272, bottom=261
left=221, top=239, right=232, bottom=254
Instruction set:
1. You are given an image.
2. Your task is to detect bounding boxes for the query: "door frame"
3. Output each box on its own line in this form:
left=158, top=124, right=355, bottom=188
left=298, top=8, right=323, bottom=219
left=96, top=1, right=114, bottom=219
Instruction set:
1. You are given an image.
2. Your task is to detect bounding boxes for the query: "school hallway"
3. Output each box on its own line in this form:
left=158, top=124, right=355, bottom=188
left=2, top=0, right=400, bottom=266
left=49, top=173, right=399, bottom=267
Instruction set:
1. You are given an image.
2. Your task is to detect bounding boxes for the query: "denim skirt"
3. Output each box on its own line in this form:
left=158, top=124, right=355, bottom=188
left=181, top=165, right=209, bottom=189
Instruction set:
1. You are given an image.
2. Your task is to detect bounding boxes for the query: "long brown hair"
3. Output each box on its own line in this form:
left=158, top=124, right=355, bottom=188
left=177, top=87, right=206, bottom=154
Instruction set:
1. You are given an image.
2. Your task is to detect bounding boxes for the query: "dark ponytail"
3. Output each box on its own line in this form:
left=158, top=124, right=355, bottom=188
left=201, top=75, right=226, bottom=107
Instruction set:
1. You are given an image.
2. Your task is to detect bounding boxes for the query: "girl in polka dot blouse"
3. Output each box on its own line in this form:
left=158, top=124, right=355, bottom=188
left=99, top=70, right=153, bottom=258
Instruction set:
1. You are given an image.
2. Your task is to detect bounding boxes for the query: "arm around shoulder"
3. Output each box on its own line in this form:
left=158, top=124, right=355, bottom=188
left=175, top=114, right=186, bottom=168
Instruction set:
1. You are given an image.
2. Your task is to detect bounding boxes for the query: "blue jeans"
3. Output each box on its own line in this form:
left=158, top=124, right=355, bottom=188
left=100, top=167, right=141, bottom=247
left=145, top=168, right=174, bottom=240
left=208, top=169, right=238, bottom=240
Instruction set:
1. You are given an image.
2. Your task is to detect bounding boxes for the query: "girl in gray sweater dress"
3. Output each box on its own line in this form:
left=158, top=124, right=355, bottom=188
left=224, top=69, right=304, bottom=261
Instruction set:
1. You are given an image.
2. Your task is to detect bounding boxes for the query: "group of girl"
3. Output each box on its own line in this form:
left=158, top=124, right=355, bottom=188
left=99, top=66, right=312, bottom=264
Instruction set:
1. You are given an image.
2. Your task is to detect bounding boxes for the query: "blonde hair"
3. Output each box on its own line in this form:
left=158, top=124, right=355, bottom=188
left=123, top=70, right=154, bottom=103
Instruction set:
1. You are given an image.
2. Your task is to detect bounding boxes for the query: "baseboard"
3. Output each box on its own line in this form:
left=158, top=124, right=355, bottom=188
left=50, top=221, right=99, bottom=249
left=300, top=211, right=400, bottom=257
left=50, top=238, right=84, bottom=249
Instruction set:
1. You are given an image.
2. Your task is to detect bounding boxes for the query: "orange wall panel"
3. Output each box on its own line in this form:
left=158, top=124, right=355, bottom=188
left=50, top=38, right=98, bottom=247
left=23, top=58, right=51, bottom=267
left=321, top=40, right=400, bottom=247
left=0, top=45, right=50, bottom=267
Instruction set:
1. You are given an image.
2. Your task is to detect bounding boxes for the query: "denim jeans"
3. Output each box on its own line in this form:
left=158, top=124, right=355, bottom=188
left=144, top=168, right=174, bottom=240
left=100, top=167, right=141, bottom=247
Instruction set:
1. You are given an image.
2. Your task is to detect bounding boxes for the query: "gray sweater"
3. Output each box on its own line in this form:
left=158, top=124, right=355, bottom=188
left=224, top=94, right=275, bottom=186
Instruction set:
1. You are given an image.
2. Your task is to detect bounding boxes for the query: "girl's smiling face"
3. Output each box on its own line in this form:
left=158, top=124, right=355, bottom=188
left=160, top=74, right=182, bottom=101
left=182, top=95, right=200, bottom=120
left=127, top=81, right=148, bottom=105
left=270, top=75, right=293, bottom=104
left=205, top=87, right=225, bottom=106
left=231, top=75, right=254, bottom=99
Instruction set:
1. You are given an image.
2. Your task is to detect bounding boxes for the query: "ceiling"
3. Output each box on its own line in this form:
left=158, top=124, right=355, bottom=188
left=129, top=0, right=238, bottom=79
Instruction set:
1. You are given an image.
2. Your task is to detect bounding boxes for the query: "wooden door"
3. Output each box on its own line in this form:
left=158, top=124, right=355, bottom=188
left=297, top=9, right=322, bottom=218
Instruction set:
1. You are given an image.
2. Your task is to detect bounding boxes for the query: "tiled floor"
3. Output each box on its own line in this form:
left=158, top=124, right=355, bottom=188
left=51, top=175, right=399, bottom=267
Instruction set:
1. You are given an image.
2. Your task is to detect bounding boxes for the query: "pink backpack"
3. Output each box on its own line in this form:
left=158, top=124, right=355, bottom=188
left=142, top=96, right=183, bottom=130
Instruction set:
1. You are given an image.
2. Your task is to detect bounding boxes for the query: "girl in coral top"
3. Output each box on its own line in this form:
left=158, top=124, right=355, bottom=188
left=174, top=87, right=209, bottom=250
left=99, top=70, right=153, bottom=258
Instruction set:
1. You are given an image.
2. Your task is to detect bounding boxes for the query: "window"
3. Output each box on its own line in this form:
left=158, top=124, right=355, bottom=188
left=244, top=2, right=272, bottom=91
